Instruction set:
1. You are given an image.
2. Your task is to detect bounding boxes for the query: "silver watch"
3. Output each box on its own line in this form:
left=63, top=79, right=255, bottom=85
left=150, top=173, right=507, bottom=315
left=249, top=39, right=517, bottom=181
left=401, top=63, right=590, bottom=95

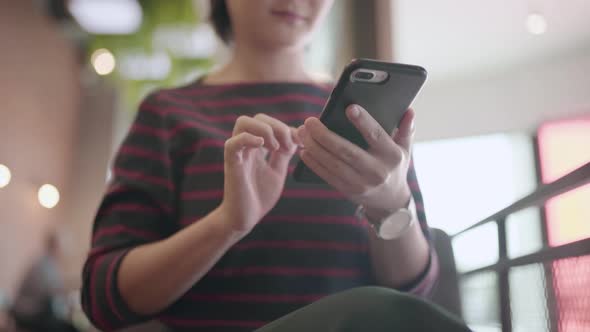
left=355, top=197, right=415, bottom=240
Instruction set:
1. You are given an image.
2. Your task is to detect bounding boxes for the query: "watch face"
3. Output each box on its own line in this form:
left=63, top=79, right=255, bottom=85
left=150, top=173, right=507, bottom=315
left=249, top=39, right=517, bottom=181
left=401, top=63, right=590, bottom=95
left=378, top=210, right=413, bottom=240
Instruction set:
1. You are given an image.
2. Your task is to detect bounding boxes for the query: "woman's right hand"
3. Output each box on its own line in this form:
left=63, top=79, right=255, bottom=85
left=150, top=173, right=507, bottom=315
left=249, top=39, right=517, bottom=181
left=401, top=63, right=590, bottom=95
left=219, top=114, right=299, bottom=234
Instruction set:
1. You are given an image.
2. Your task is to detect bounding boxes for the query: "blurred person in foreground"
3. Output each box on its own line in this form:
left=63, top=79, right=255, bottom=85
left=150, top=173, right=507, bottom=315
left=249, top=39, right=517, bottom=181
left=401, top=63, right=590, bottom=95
left=81, top=0, right=470, bottom=331
left=8, top=234, right=79, bottom=332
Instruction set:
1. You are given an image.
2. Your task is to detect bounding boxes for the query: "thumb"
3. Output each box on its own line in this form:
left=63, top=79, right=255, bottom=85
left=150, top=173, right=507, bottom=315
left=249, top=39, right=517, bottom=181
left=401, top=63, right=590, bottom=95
left=393, top=108, right=415, bottom=153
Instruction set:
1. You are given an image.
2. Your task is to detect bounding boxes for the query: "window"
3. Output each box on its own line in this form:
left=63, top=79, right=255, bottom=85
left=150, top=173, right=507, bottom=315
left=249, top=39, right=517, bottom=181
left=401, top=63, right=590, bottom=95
left=537, top=117, right=590, bottom=246
left=538, top=116, right=590, bottom=332
left=413, top=133, right=537, bottom=235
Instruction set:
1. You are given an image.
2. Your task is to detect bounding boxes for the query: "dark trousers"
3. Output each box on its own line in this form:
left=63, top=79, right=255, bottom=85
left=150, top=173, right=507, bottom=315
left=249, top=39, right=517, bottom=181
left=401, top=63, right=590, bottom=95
left=255, top=287, right=471, bottom=332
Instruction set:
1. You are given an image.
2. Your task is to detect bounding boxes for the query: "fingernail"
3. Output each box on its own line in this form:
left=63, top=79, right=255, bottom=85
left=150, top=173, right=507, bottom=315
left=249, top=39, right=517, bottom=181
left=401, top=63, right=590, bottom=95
left=272, top=138, right=280, bottom=150
left=410, top=119, right=415, bottom=133
left=349, top=105, right=361, bottom=118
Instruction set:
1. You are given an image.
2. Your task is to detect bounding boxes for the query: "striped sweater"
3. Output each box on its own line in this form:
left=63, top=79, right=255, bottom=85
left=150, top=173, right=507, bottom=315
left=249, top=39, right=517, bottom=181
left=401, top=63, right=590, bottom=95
left=81, top=81, right=439, bottom=331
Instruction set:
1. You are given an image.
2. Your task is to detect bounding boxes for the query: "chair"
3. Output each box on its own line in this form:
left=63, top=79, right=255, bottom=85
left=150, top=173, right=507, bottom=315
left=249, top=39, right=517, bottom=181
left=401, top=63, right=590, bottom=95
left=429, top=228, right=463, bottom=319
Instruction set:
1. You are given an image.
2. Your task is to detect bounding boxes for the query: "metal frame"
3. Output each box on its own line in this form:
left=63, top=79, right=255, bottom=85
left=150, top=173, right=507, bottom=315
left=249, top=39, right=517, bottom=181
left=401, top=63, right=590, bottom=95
left=452, top=161, right=590, bottom=332
left=534, top=136, right=559, bottom=332
left=461, top=237, right=590, bottom=277
left=497, top=217, right=512, bottom=332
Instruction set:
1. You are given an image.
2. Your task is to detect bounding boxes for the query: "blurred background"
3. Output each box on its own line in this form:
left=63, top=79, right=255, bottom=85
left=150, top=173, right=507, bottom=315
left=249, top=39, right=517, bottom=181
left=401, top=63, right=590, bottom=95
left=0, top=0, right=588, bottom=331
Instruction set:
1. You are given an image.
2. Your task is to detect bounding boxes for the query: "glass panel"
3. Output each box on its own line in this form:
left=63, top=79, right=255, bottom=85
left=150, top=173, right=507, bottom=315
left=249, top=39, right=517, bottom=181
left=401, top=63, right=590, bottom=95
left=413, top=133, right=536, bottom=235
left=545, top=186, right=590, bottom=247
left=509, top=264, right=550, bottom=332
left=460, top=272, right=501, bottom=332
left=453, top=223, right=499, bottom=273
left=507, top=207, right=543, bottom=258
left=537, top=117, right=590, bottom=246
left=552, top=255, right=590, bottom=332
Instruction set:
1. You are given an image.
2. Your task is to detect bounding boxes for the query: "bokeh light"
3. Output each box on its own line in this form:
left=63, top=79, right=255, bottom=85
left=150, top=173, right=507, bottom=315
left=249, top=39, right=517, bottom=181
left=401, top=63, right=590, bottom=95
left=526, top=13, right=547, bottom=35
left=91, top=48, right=116, bottom=75
left=38, top=184, right=60, bottom=209
left=0, top=164, right=11, bottom=188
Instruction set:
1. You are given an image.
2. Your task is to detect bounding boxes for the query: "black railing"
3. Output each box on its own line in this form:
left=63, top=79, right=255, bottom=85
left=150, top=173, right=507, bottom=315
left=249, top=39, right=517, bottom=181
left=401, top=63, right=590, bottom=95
left=451, top=161, right=590, bottom=332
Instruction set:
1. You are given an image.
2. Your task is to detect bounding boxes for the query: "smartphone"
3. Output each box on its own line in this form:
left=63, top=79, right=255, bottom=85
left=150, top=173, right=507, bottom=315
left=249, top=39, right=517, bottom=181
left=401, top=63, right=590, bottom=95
left=293, top=58, right=428, bottom=183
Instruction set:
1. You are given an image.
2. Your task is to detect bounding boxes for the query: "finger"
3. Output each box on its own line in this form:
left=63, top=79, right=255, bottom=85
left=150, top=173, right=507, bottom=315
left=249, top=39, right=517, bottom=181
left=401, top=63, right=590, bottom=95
left=345, top=104, right=396, bottom=156
left=302, top=117, right=389, bottom=184
left=393, top=108, right=415, bottom=153
left=251, top=146, right=269, bottom=162
left=253, top=113, right=295, bottom=152
left=234, top=116, right=280, bottom=150
left=302, top=133, right=377, bottom=192
left=299, top=149, right=355, bottom=193
left=291, top=127, right=304, bottom=147
left=224, top=132, right=264, bottom=164
left=268, top=145, right=297, bottom=174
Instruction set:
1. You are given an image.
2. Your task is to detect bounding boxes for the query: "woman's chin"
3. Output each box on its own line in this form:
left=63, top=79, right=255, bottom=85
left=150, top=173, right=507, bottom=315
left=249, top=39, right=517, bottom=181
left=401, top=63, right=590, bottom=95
left=259, top=29, right=310, bottom=50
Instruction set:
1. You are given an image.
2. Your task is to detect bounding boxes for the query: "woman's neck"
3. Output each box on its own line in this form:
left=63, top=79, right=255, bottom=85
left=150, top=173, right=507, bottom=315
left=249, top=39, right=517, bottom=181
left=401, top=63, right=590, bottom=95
left=206, top=41, right=312, bottom=84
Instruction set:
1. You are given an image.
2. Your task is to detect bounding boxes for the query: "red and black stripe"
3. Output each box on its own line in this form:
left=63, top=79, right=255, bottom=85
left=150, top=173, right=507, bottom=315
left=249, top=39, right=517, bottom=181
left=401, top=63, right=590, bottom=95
left=81, top=81, right=437, bottom=331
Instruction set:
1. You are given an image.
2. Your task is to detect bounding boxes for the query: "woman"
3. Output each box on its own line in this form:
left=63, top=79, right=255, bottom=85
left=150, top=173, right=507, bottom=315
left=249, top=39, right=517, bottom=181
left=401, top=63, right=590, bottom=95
left=81, top=1, right=469, bottom=331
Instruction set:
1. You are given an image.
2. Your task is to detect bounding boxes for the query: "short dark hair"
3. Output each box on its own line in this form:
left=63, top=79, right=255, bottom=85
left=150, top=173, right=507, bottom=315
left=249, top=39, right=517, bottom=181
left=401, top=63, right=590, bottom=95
left=210, top=0, right=231, bottom=43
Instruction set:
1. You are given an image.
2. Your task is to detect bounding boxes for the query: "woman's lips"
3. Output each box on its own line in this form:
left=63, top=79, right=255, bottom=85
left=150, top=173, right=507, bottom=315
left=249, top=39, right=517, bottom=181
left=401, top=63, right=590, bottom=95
left=270, top=9, right=308, bottom=23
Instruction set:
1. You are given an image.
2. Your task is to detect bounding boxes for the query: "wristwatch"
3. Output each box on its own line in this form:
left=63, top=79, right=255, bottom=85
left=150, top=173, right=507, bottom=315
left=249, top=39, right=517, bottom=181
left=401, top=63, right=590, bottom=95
left=355, top=196, right=416, bottom=240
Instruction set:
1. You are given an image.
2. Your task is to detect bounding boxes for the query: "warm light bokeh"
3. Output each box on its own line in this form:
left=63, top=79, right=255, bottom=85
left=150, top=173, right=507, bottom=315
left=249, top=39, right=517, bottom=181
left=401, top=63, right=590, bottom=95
left=38, top=184, right=60, bottom=209
left=0, top=164, right=11, bottom=188
left=91, top=48, right=116, bottom=76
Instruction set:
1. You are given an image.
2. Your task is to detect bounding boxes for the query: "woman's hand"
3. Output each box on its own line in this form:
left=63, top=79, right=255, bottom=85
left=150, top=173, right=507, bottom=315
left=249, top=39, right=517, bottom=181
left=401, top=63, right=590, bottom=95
left=298, top=105, right=415, bottom=219
left=220, top=114, right=299, bottom=234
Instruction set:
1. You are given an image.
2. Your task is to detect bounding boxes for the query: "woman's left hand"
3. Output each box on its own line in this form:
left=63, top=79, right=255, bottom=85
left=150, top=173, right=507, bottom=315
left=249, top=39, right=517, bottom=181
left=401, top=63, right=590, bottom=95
left=297, top=104, right=415, bottom=219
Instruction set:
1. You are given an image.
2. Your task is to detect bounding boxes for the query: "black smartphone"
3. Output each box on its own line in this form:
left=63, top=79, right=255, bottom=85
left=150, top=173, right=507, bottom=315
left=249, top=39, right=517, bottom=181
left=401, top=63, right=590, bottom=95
left=293, top=58, right=428, bottom=183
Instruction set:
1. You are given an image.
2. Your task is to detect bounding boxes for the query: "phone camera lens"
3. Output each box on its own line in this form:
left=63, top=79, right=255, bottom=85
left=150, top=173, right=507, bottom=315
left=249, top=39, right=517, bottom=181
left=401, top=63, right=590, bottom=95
left=354, top=71, right=374, bottom=80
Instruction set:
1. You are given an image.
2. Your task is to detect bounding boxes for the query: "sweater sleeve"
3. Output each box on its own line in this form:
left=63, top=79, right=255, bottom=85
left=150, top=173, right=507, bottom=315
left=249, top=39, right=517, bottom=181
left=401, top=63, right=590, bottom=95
left=80, top=92, right=176, bottom=331
left=395, top=158, right=440, bottom=297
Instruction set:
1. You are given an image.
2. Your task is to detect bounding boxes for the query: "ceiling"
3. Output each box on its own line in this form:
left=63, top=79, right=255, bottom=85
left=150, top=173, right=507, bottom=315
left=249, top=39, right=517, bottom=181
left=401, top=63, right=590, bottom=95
left=393, top=0, right=590, bottom=82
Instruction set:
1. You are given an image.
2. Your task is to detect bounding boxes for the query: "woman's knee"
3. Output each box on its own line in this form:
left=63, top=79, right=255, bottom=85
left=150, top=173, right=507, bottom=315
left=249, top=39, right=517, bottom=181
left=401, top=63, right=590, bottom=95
left=256, top=287, right=470, bottom=332
left=333, top=287, right=470, bottom=331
